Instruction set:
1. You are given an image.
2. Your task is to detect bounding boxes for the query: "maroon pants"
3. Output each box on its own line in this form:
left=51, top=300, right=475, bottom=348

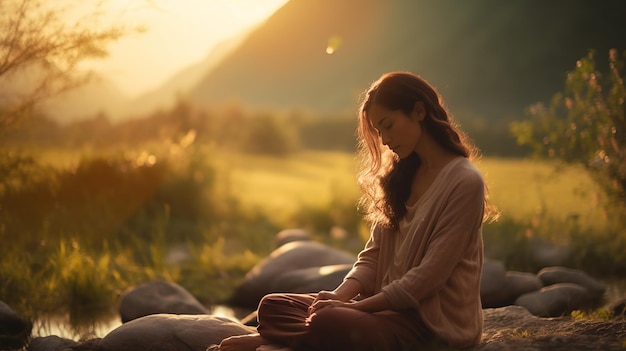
left=255, top=293, right=433, bottom=351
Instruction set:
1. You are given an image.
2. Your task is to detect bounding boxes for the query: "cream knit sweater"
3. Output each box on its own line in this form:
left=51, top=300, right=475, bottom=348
left=345, top=157, right=485, bottom=348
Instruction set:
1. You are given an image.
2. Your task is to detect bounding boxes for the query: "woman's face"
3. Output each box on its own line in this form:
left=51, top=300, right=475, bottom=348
left=367, top=102, right=425, bottom=159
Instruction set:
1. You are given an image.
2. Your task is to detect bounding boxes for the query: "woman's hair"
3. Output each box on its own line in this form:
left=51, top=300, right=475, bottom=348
left=356, top=72, right=493, bottom=231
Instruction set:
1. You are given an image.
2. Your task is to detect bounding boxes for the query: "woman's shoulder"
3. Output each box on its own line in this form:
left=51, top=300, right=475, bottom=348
left=448, top=157, right=485, bottom=187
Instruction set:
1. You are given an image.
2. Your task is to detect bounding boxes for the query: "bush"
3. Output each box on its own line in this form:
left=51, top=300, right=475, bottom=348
left=1, top=140, right=221, bottom=245
left=511, top=49, right=626, bottom=210
left=241, top=113, right=300, bottom=155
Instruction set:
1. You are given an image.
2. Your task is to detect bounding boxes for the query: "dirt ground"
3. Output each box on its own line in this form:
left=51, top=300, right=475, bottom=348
left=474, top=306, right=626, bottom=351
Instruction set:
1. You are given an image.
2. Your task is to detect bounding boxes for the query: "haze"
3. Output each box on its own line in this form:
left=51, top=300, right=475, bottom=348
left=77, top=0, right=288, bottom=98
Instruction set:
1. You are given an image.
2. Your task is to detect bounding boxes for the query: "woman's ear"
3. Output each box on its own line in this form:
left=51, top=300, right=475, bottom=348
left=413, top=101, right=426, bottom=122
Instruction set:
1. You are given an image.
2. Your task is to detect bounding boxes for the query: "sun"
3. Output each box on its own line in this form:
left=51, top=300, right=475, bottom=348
left=76, top=0, right=288, bottom=97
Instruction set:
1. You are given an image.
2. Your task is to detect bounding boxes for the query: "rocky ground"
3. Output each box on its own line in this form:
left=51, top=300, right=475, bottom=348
left=3, top=232, right=625, bottom=351
left=474, top=306, right=626, bottom=351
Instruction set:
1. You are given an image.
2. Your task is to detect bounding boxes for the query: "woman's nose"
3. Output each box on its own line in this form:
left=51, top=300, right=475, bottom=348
left=380, top=133, right=391, bottom=146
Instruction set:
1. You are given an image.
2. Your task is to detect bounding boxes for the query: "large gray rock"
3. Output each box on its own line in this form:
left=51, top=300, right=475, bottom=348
left=268, top=264, right=353, bottom=293
left=28, top=335, right=79, bottom=351
left=515, top=283, right=594, bottom=317
left=0, top=300, right=31, bottom=350
left=480, top=259, right=507, bottom=308
left=74, top=314, right=254, bottom=351
left=274, top=228, right=311, bottom=248
left=228, top=241, right=356, bottom=309
left=484, top=271, right=544, bottom=308
left=537, top=266, right=606, bottom=298
left=118, top=280, right=208, bottom=323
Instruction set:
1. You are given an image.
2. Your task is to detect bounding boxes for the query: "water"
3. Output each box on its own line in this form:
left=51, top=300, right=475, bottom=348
left=32, top=305, right=240, bottom=340
left=32, top=282, right=625, bottom=341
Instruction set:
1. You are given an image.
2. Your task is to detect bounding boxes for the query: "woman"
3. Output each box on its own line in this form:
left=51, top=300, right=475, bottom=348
left=214, top=72, right=494, bottom=351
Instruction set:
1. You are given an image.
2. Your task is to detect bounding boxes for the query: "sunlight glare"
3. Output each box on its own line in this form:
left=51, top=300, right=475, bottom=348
left=318, top=265, right=340, bottom=276
left=73, top=0, right=289, bottom=97
left=326, top=35, right=342, bottom=55
left=136, top=152, right=157, bottom=167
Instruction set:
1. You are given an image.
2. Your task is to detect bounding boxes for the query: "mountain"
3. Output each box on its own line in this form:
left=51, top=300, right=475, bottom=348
left=32, top=29, right=251, bottom=123
left=122, top=31, right=251, bottom=118
left=43, top=77, right=129, bottom=123
left=188, top=0, right=626, bottom=121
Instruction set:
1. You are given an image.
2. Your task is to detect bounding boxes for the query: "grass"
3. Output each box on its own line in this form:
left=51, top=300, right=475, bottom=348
left=217, top=150, right=360, bottom=225
left=2, top=146, right=624, bottom=340
left=477, top=157, right=606, bottom=227
left=23, top=146, right=604, bottom=229
left=214, top=151, right=606, bottom=232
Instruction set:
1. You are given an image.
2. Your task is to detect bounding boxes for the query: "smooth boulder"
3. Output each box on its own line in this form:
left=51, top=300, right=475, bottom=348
left=268, top=264, right=353, bottom=293
left=537, top=266, right=606, bottom=299
left=119, top=280, right=208, bottom=323
left=228, top=241, right=356, bottom=309
left=28, top=335, right=79, bottom=351
left=86, top=314, right=254, bottom=351
left=515, top=283, right=593, bottom=317
left=480, top=259, right=507, bottom=308
left=0, top=300, right=31, bottom=350
left=274, top=228, right=311, bottom=248
left=488, top=271, right=544, bottom=308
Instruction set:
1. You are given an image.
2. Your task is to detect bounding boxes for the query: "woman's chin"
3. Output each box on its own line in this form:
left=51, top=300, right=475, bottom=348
left=396, top=151, right=410, bottom=159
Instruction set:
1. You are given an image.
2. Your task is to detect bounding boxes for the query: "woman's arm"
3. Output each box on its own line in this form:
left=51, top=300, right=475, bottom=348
left=310, top=290, right=391, bottom=314
left=341, top=224, right=383, bottom=296
left=310, top=278, right=392, bottom=314
left=325, top=277, right=363, bottom=301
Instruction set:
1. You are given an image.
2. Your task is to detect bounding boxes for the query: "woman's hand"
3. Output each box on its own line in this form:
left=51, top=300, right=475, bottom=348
left=308, top=296, right=350, bottom=315
left=307, top=279, right=363, bottom=315
left=313, top=290, right=342, bottom=303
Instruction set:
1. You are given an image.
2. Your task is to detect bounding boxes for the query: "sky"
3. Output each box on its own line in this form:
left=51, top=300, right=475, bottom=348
left=76, top=0, right=288, bottom=98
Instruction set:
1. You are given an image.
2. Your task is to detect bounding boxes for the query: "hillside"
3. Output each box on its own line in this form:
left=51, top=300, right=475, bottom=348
left=189, top=0, right=626, bottom=122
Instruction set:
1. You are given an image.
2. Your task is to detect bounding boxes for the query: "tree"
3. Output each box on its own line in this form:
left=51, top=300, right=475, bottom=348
left=511, top=49, right=626, bottom=209
left=0, top=0, right=128, bottom=133
left=242, top=113, right=300, bottom=155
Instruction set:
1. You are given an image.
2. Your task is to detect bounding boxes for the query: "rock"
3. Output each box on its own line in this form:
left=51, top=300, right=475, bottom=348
left=75, top=314, right=254, bottom=351
left=118, top=280, right=209, bottom=323
left=501, top=271, right=544, bottom=307
left=268, top=264, right=353, bottom=293
left=482, top=267, right=543, bottom=308
left=0, top=300, right=32, bottom=350
left=228, top=241, right=356, bottom=309
left=476, top=305, right=626, bottom=351
left=515, top=283, right=593, bottom=317
left=537, top=266, right=607, bottom=299
left=274, top=228, right=311, bottom=248
left=29, top=335, right=79, bottom=351
left=609, top=298, right=626, bottom=319
left=480, top=259, right=507, bottom=308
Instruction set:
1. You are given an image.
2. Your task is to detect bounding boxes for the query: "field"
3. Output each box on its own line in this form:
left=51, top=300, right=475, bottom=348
left=217, top=150, right=606, bottom=229
left=477, top=158, right=605, bottom=224
left=218, top=150, right=360, bottom=226
left=2, top=146, right=623, bottom=337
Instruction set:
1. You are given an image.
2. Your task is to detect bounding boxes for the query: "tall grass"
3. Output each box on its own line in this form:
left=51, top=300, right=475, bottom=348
left=1, top=145, right=624, bottom=337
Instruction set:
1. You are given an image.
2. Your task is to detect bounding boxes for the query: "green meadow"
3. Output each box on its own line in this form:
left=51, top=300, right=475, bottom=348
left=221, top=152, right=606, bottom=228
left=1, top=145, right=624, bottom=337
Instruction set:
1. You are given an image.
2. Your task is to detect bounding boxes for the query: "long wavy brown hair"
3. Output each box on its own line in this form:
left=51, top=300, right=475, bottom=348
left=357, top=72, right=494, bottom=232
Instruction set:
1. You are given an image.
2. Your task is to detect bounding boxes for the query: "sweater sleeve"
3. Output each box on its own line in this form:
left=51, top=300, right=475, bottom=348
left=343, top=224, right=382, bottom=296
left=381, top=170, right=485, bottom=309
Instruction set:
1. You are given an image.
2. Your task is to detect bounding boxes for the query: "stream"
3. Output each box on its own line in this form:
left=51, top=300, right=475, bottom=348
left=31, top=280, right=625, bottom=341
